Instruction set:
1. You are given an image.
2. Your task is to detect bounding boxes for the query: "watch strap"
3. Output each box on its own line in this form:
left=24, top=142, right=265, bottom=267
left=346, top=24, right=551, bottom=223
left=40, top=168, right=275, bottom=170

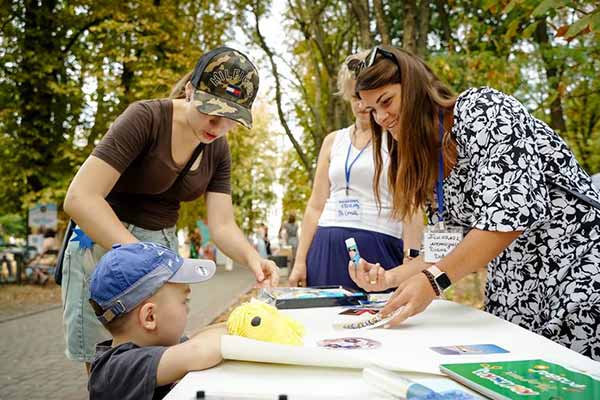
left=427, top=265, right=452, bottom=291
left=421, top=270, right=441, bottom=296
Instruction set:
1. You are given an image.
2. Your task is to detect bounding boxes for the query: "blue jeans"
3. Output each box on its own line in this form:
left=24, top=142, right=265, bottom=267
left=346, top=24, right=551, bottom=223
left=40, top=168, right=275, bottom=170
left=61, top=223, right=178, bottom=362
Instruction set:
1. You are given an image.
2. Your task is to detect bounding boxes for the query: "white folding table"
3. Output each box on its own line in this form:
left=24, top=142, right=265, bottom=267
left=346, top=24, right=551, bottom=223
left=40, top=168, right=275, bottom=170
left=165, top=299, right=600, bottom=399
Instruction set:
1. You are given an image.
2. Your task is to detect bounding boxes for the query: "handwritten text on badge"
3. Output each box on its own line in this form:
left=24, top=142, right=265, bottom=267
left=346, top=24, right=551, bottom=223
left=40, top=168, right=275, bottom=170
left=336, top=198, right=361, bottom=222
left=423, top=230, right=463, bottom=263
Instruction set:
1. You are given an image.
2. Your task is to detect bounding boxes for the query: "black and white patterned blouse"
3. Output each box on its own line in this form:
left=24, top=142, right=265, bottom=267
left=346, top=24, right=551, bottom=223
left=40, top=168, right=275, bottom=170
left=432, top=87, right=600, bottom=360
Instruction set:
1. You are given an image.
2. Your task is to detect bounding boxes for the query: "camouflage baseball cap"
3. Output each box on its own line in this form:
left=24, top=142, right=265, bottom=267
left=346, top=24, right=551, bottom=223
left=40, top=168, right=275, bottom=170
left=190, top=47, right=259, bottom=129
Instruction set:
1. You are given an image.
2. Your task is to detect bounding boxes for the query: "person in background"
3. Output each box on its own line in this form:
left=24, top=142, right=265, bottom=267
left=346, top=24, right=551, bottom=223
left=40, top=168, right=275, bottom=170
left=262, top=223, right=272, bottom=256
left=62, top=47, right=279, bottom=372
left=281, top=213, right=299, bottom=273
left=351, top=45, right=600, bottom=360
left=41, top=229, right=58, bottom=254
left=189, top=228, right=203, bottom=259
left=289, top=51, right=423, bottom=290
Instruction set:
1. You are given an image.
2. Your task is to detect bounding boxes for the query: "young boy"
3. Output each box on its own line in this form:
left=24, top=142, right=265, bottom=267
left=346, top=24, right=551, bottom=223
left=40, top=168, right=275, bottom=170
left=87, top=241, right=227, bottom=400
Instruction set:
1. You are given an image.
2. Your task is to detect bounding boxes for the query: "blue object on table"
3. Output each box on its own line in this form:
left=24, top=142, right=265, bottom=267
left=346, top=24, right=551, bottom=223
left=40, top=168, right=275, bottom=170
left=406, top=382, right=436, bottom=399
left=362, top=366, right=479, bottom=400
left=418, top=390, right=478, bottom=400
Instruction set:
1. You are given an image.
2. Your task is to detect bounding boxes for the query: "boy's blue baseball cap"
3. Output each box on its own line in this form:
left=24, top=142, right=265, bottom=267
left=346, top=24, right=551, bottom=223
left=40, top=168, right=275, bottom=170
left=89, top=242, right=216, bottom=324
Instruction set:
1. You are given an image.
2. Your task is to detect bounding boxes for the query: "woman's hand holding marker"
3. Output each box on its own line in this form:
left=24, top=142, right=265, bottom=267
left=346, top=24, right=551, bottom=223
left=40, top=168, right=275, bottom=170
left=348, top=258, right=391, bottom=292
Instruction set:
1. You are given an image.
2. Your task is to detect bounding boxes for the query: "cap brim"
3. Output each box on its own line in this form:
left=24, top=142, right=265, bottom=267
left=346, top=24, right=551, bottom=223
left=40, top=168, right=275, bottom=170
left=193, top=90, right=252, bottom=129
left=169, top=258, right=216, bottom=283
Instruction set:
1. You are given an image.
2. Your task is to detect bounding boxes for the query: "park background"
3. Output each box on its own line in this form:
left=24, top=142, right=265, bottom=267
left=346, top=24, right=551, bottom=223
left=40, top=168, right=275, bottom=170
left=0, top=0, right=599, bottom=301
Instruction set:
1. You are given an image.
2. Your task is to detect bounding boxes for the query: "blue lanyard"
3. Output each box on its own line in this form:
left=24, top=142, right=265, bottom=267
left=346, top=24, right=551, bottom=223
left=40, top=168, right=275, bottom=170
left=344, top=134, right=371, bottom=196
left=436, top=110, right=445, bottom=226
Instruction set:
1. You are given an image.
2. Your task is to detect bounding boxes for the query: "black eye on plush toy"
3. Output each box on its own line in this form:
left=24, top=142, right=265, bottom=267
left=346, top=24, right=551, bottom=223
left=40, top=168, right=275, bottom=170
left=251, top=316, right=261, bottom=327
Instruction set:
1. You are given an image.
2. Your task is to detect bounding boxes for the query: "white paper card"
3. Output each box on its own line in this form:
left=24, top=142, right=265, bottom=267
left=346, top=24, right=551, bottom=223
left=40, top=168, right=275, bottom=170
left=336, top=198, right=362, bottom=222
left=423, top=227, right=463, bottom=263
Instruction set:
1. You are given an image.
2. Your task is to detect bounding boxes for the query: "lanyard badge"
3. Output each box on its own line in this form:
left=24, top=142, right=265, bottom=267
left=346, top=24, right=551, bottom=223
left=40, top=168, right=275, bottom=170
left=337, top=131, right=370, bottom=222
left=423, top=111, right=463, bottom=263
left=344, top=131, right=371, bottom=196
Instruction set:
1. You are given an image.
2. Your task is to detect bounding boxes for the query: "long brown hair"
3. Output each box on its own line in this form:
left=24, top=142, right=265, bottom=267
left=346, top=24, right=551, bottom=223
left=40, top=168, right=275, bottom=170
left=355, top=46, right=457, bottom=220
left=169, top=71, right=193, bottom=99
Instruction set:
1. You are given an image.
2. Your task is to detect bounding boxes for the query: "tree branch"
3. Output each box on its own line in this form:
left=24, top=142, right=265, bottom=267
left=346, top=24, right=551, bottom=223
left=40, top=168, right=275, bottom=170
left=62, top=16, right=109, bottom=54
left=373, top=0, right=390, bottom=45
left=279, top=55, right=326, bottom=136
left=348, top=0, right=371, bottom=48
left=251, top=1, right=313, bottom=178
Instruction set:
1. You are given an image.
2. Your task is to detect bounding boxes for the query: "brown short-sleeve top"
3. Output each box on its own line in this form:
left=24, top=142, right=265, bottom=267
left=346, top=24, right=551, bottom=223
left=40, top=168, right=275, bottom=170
left=92, top=99, right=231, bottom=230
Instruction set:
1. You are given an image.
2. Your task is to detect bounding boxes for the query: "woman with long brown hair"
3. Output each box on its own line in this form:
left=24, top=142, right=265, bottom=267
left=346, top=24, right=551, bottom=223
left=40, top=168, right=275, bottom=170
left=349, top=45, right=600, bottom=360
left=289, top=52, right=423, bottom=290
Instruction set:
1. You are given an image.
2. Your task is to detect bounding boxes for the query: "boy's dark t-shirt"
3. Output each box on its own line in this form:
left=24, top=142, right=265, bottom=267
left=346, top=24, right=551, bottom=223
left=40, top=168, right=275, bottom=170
left=91, top=99, right=232, bottom=230
left=88, top=340, right=172, bottom=400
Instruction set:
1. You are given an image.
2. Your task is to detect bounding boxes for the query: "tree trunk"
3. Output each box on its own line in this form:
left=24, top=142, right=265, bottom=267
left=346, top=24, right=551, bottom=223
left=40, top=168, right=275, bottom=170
left=416, top=0, right=431, bottom=56
left=348, top=0, right=371, bottom=49
left=21, top=0, right=62, bottom=192
left=373, top=0, right=390, bottom=45
left=403, top=0, right=417, bottom=53
left=435, top=0, right=452, bottom=49
left=534, top=19, right=567, bottom=134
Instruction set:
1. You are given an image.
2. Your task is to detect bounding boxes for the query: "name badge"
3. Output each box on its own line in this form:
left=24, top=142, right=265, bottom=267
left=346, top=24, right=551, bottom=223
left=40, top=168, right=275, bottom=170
left=336, top=198, right=361, bottom=222
left=423, top=225, right=463, bottom=263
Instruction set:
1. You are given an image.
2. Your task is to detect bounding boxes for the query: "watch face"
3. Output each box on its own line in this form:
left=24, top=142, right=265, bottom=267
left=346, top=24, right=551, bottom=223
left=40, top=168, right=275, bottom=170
left=408, top=249, right=420, bottom=258
left=435, top=273, right=452, bottom=290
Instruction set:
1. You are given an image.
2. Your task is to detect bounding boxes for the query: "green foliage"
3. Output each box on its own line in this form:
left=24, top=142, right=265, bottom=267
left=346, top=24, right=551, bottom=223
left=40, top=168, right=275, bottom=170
left=2, top=0, right=599, bottom=233
left=279, top=148, right=311, bottom=219
left=176, top=102, right=280, bottom=235
left=0, top=0, right=231, bottom=217
left=228, top=103, right=278, bottom=233
left=0, top=213, right=26, bottom=240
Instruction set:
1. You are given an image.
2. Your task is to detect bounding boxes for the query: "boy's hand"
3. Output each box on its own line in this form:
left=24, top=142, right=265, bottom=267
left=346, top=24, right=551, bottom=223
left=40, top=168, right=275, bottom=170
left=157, top=324, right=226, bottom=386
left=250, top=258, right=279, bottom=288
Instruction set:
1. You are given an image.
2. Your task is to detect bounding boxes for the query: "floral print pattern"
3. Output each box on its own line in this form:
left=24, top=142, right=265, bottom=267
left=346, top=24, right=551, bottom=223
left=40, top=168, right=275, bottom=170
left=432, top=87, right=600, bottom=360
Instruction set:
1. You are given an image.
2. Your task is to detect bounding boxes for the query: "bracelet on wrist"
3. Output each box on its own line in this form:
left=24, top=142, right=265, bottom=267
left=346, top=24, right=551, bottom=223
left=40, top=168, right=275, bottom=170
left=421, top=270, right=441, bottom=296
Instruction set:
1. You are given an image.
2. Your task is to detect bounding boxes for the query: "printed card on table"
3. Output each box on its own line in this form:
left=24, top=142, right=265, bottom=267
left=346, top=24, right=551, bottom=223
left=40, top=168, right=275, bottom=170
left=430, top=344, right=509, bottom=356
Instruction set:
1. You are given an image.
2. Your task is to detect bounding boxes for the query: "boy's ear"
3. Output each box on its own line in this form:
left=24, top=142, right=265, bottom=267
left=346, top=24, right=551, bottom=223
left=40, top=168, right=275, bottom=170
left=139, top=302, right=157, bottom=331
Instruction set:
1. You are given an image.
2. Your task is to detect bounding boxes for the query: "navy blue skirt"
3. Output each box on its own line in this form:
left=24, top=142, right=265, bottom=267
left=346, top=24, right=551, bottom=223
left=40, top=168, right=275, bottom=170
left=306, top=226, right=404, bottom=291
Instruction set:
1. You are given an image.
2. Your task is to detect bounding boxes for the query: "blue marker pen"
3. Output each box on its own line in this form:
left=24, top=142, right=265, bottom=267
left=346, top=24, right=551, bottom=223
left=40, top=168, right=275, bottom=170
left=345, top=237, right=360, bottom=267
left=363, top=366, right=437, bottom=399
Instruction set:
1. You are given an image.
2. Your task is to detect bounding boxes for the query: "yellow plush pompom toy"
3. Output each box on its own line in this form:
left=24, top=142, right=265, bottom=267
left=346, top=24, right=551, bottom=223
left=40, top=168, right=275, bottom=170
left=227, top=299, right=305, bottom=346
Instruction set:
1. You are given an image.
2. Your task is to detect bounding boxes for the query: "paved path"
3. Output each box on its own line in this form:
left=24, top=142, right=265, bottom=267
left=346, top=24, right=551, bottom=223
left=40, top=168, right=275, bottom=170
left=0, top=266, right=255, bottom=400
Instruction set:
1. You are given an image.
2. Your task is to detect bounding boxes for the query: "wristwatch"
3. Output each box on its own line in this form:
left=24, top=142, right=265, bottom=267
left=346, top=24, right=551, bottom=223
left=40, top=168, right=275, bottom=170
left=426, top=265, right=452, bottom=293
left=404, top=248, right=420, bottom=261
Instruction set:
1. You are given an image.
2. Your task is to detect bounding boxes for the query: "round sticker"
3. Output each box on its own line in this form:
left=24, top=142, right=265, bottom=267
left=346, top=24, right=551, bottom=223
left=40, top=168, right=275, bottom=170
left=317, top=337, right=381, bottom=350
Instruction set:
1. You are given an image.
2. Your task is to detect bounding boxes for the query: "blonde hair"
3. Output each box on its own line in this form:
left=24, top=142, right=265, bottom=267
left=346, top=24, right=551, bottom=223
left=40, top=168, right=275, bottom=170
left=355, top=46, right=457, bottom=220
left=336, top=50, right=370, bottom=102
left=169, top=71, right=193, bottom=99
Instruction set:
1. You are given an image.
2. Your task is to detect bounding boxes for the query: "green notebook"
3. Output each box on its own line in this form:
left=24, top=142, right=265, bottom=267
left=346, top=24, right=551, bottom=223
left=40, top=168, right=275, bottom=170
left=440, top=359, right=600, bottom=400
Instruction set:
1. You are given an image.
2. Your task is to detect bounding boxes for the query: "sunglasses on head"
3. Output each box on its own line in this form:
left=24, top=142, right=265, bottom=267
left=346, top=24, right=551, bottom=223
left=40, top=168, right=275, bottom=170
left=367, top=46, right=401, bottom=71
left=346, top=59, right=365, bottom=79
left=346, top=46, right=401, bottom=80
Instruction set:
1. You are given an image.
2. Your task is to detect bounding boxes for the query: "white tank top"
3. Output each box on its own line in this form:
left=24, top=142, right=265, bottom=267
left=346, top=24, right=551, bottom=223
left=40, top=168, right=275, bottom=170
left=318, top=126, right=403, bottom=238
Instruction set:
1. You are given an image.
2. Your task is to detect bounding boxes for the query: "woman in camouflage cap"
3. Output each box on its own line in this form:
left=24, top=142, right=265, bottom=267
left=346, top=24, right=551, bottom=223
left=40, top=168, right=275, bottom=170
left=61, top=47, right=279, bottom=371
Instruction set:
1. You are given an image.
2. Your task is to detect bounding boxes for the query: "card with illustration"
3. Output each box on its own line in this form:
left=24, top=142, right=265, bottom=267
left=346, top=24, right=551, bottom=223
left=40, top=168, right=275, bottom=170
left=317, top=337, right=381, bottom=350
left=431, top=343, right=509, bottom=356
left=338, top=308, right=379, bottom=316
